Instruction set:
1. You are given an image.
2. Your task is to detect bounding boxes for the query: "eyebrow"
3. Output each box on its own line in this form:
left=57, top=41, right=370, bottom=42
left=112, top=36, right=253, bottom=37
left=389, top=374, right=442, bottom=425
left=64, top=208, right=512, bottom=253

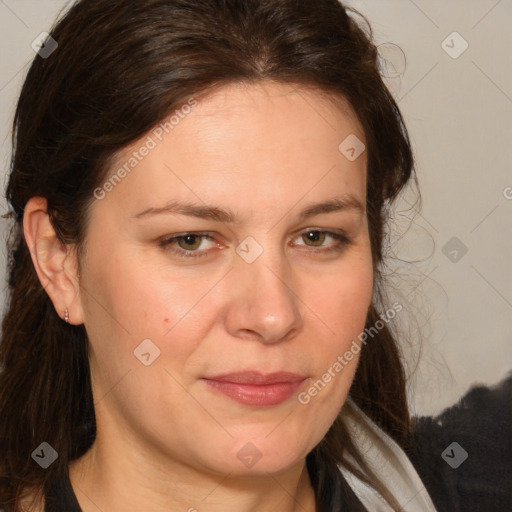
left=132, top=195, right=365, bottom=223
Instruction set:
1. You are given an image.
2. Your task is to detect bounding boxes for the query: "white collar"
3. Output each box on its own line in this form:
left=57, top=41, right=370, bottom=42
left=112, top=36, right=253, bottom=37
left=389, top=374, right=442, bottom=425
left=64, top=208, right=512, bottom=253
left=337, top=397, right=438, bottom=512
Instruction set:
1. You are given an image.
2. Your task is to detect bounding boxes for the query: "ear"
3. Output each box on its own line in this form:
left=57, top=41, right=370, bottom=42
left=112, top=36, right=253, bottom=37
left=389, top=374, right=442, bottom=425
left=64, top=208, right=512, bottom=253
left=23, top=196, right=84, bottom=325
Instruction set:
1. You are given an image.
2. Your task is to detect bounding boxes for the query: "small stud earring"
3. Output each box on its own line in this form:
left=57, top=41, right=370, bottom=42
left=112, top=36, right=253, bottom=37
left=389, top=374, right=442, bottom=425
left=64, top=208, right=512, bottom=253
left=64, top=308, right=69, bottom=323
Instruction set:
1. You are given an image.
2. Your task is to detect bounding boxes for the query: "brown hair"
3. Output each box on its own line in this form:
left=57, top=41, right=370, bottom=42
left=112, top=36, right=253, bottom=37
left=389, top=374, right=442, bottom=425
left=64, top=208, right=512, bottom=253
left=0, top=0, right=416, bottom=510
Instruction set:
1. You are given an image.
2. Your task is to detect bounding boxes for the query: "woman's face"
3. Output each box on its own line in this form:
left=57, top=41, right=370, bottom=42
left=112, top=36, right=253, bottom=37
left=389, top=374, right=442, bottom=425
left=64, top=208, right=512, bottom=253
left=78, top=81, right=373, bottom=476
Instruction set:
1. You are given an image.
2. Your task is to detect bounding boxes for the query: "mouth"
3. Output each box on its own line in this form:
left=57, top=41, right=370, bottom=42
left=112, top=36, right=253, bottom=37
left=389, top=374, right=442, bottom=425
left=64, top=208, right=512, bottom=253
left=201, top=371, right=308, bottom=407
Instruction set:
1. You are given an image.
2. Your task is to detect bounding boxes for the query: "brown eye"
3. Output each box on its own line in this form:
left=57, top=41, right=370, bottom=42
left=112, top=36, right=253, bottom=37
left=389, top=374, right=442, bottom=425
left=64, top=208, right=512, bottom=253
left=302, top=230, right=326, bottom=247
left=292, top=229, right=352, bottom=254
left=159, top=232, right=217, bottom=259
left=176, top=234, right=203, bottom=251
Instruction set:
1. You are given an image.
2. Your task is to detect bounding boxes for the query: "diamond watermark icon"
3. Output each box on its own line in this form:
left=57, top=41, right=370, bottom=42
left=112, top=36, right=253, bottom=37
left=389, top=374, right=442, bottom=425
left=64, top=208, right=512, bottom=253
left=31, top=32, right=58, bottom=59
left=441, top=31, right=468, bottom=59
left=236, top=236, right=264, bottom=264
left=32, top=442, right=58, bottom=469
left=237, top=442, right=262, bottom=468
left=134, top=338, right=161, bottom=366
left=441, top=442, right=468, bottom=469
left=442, top=236, right=468, bottom=263
left=338, top=134, right=365, bottom=162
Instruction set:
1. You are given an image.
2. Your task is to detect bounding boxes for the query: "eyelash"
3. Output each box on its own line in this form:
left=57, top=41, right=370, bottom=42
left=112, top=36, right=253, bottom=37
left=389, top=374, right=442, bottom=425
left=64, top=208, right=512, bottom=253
left=158, top=230, right=353, bottom=259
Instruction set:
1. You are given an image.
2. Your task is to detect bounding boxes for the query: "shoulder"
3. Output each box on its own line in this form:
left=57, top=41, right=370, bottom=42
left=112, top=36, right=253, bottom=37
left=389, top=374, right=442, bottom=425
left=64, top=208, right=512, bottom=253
left=405, top=373, right=512, bottom=512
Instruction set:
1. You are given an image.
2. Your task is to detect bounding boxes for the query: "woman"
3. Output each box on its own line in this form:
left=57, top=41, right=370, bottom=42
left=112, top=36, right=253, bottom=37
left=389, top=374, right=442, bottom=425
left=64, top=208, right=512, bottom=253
left=0, top=0, right=437, bottom=510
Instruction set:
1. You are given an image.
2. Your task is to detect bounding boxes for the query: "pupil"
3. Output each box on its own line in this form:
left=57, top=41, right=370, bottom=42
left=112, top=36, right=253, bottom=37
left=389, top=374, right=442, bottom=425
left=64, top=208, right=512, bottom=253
left=180, top=235, right=201, bottom=249
left=305, top=231, right=325, bottom=246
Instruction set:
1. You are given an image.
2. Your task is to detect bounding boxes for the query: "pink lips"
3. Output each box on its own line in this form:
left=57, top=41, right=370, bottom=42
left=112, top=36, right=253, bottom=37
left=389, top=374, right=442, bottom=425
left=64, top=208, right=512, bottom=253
left=202, top=371, right=307, bottom=406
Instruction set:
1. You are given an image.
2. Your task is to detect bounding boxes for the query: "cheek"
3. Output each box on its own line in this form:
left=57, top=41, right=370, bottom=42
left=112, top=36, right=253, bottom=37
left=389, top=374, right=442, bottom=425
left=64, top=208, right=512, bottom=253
left=296, top=250, right=373, bottom=404
left=82, top=230, right=373, bottom=395
left=303, top=253, right=373, bottom=343
left=81, top=245, right=221, bottom=376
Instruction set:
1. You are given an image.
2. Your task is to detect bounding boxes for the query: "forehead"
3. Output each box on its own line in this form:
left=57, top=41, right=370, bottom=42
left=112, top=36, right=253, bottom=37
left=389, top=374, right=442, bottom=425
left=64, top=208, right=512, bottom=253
left=193, top=80, right=359, bottom=120
left=179, top=80, right=363, bottom=146
left=95, top=81, right=367, bottom=222
left=112, top=80, right=364, bottom=161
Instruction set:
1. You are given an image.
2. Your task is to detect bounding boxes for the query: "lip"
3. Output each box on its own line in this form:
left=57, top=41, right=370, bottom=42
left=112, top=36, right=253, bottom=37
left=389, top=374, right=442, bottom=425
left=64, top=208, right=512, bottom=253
left=202, top=371, right=308, bottom=406
left=204, top=371, right=306, bottom=385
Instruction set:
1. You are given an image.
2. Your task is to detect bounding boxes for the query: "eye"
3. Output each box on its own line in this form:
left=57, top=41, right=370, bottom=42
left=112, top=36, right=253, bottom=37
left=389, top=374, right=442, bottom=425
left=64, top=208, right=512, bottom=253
left=159, top=232, right=218, bottom=258
left=292, top=229, right=352, bottom=253
left=159, top=229, right=353, bottom=260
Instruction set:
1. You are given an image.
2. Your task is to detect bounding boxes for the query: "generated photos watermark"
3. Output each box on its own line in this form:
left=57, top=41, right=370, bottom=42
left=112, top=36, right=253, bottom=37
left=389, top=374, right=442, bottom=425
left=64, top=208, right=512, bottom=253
left=298, top=302, right=402, bottom=405
left=93, top=97, right=198, bottom=200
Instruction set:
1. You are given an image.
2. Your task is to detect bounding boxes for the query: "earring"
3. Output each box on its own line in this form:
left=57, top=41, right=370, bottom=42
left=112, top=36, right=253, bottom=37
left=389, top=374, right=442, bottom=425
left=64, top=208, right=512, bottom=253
left=64, top=308, right=69, bottom=323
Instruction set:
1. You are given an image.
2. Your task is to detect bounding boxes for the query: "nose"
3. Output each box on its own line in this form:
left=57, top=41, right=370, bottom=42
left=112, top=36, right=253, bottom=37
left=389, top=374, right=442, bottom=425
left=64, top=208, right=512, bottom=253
left=224, top=248, right=303, bottom=344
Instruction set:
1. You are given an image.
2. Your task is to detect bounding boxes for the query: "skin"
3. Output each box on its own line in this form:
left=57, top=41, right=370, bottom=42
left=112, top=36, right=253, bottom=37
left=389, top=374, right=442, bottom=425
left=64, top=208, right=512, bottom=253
left=24, top=80, right=373, bottom=512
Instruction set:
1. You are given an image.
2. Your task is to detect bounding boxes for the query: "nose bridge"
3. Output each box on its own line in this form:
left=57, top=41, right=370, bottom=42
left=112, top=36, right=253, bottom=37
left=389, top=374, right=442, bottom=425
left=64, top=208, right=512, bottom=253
left=226, top=235, right=303, bottom=343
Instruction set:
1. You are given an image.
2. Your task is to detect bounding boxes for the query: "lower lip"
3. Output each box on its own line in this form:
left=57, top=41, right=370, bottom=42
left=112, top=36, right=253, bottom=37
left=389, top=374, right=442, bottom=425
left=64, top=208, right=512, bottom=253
left=202, top=379, right=305, bottom=406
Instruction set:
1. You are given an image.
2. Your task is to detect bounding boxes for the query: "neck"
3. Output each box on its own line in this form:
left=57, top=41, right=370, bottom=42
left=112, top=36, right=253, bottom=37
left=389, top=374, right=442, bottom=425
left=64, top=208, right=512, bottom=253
left=69, top=430, right=317, bottom=512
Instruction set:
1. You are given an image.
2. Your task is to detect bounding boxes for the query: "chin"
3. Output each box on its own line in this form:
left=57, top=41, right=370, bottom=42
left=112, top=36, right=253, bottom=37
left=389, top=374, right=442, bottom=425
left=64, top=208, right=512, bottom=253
left=183, top=431, right=311, bottom=477
left=229, top=435, right=312, bottom=475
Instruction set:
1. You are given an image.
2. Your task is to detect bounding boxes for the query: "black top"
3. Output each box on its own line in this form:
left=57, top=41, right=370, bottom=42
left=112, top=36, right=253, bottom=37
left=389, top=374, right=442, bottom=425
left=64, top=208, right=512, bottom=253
left=45, top=373, right=512, bottom=511
left=405, top=373, right=512, bottom=512
left=45, top=473, right=81, bottom=512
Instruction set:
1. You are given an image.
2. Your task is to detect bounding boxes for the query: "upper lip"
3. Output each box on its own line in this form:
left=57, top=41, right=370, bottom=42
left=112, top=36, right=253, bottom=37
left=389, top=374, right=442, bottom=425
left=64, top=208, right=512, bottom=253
left=203, top=371, right=307, bottom=385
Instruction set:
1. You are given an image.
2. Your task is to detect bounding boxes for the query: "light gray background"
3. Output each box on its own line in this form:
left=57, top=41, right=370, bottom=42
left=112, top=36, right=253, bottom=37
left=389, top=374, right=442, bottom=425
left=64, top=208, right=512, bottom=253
left=0, top=0, right=511, bottom=416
